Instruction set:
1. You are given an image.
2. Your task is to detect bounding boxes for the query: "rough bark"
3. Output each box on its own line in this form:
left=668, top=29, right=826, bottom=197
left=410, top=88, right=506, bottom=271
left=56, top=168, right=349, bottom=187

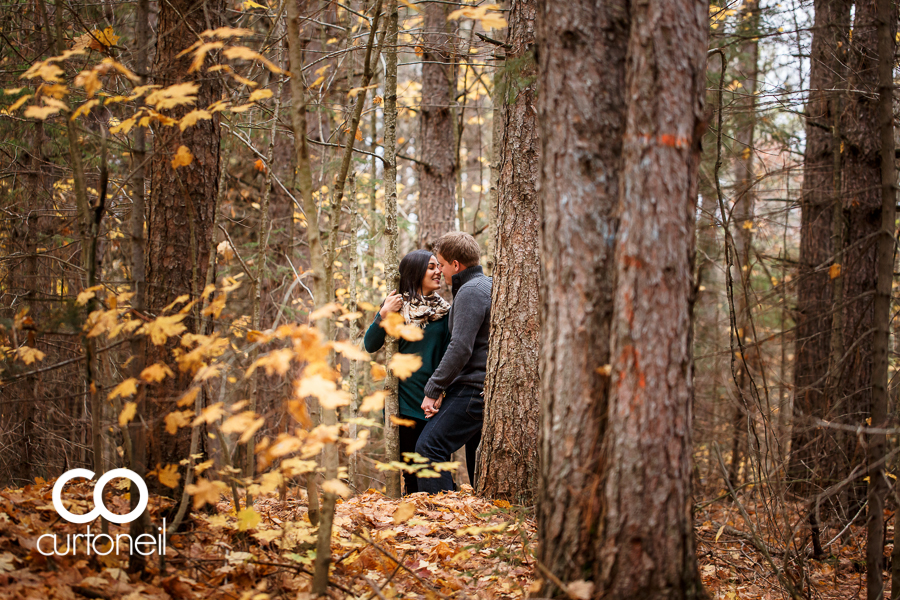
left=835, top=0, right=886, bottom=517
left=865, top=1, right=896, bottom=597
left=477, top=0, right=540, bottom=505
left=535, top=0, right=628, bottom=585
left=145, top=0, right=222, bottom=495
left=537, top=0, right=707, bottom=596
left=417, top=1, right=457, bottom=249
left=382, top=0, right=402, bottom=499
left=599, top=0, right=707, bottom=595
left=789, top=0, right=852, bottom=500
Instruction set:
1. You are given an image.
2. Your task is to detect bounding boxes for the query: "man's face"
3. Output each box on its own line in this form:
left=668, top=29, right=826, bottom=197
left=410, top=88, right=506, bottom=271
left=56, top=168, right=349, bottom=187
left=435, top=253, right=461, bottom=284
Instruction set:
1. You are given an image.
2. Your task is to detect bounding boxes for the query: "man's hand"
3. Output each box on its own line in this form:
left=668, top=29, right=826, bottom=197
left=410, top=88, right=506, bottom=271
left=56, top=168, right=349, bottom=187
left=422, top=395, right=443, bottom=418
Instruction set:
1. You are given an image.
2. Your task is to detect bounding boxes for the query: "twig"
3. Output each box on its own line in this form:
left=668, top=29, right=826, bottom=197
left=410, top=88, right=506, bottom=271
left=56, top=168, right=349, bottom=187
left=362, top=576, right=388, bottom=600
left=532, top=559, right=581, bottom=600
left=714, top=443, right=804, bottom=600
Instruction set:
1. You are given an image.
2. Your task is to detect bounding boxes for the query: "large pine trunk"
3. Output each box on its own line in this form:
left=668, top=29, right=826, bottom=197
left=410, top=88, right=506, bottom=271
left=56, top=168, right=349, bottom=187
left=535, top=0, right=628, bottom=582
left=536, top=0, right=707, bottom=597
left=417, top=2, right=457, bottom=249
left=789, top=0, right=851, bottom=502
left=835, top=0, right=886, bottom=517
left=476, top=0, right=540, bottom=505
left=145, top=0, right=223, bottom=495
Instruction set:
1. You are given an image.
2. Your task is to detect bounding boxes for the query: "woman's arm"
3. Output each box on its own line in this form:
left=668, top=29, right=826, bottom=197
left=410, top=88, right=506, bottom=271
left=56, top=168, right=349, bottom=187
left=363, top=313, right=387, bottom=353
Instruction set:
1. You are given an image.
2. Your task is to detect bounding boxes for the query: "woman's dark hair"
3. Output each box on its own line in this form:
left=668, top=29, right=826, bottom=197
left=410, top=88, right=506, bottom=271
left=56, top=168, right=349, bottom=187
left=398, top=249, right=435, bottom=300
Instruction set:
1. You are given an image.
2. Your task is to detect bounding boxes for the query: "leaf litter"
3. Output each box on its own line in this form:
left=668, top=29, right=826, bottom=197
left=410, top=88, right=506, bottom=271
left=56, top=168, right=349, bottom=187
left=0, top=477, right=536, bottom=599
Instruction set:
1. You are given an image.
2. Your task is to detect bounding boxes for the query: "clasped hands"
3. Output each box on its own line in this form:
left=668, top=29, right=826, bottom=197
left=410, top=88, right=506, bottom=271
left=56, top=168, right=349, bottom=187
left=422, top=395, right=443, bottom=418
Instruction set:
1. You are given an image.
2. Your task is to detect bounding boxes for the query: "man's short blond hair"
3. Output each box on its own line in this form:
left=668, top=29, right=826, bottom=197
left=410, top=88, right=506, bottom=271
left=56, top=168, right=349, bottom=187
left=434, top=231, right=480, bottom=268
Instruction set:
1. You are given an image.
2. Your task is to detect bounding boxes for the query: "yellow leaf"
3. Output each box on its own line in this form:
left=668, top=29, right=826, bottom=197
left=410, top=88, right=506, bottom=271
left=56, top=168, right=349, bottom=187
left=201, top=27, right=256, bottom=39
left=370, top=363, right=387, bottom=381
left=390, top=415, right=418, bottom=427
left=380, top=312, right=424, bottom=341
left=3, top=87, right=24, bottom=94
left=70, top=99, right=99, bottom=120
left=246, top=348, right=295, bottom=377
left=596, top=364, right=612, bottom=376
left=228, top=102, right=255, bottom=113
left=179, top=109, right=212, bottom=131
left=7, top=94, right=33, bottom=112
left=171, top=145, right=193, bottom=169
left=118, top=402, right=137, bottom=426
left=23, top=62, right=64, bottom=83
left=222, top=46, right=283, bottom=74
left=393, top=501, right=416, bottom=524
left=388, top=353, right=423, bottom=380
left=342, top=429, right=369, bottom=454
left=360, top=390, right=388, bottom=412
left=76, top=285, right=103, bottom=306
left=141, top=362, right=174, bottom=383
left=178, top=387, right=200, bottom=408
left=309, top=302, right=343, bottom=321
left=253, top=529, right=282, bottom=543
left=145, top=82, right=199, bottom=110
left=397, top=0, right=420, bottom=12
left=156, top=464, right=181, bottom=488
left=108, top=378, right=139, bottom=400
left=16, top=346, right=45, bottom=365
left=221, top=410, right=259, bottom=434
left=248, top=88, right=273, bottom=102
left=238, top=417, right=265, bottom=445
left=242, top=0, right=268, bottom=9
left=309, top=75, right=325, bottom=88
left=715, top=524, right=726, bottom=542
left=93, top=26, right=120, bottom=47
left=188, top=41, right=224, bottom=73
left=237, top=507, right=261, bottom=531
left=321, top=479, right=352, bottom=498
left=192, top=402, right=225, bottom=426
left=295, top=374, right=351, bottom=409
left=24, top=103, right=63, bottom=120
left=165, top=409, right=194, bottom=435
left=332, top=341, right=369, bottom=361
left=348, top=83, right=378, bottom=98
left=185, top=477, right=228, bottom=509
left=109, top=114, right=137, bottom=134
left=138, top=313, right=188, bottom=344
left=829, top=263, right=841, bottom=280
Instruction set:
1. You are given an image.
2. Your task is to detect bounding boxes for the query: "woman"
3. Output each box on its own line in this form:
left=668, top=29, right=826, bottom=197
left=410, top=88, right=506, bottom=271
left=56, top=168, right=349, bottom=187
left=364, top=250, right=450, bottom=495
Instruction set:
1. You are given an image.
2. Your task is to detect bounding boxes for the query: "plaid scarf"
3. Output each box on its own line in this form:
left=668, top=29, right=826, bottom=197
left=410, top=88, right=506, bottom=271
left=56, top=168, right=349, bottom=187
left=401, top=292, right=450, bottom=328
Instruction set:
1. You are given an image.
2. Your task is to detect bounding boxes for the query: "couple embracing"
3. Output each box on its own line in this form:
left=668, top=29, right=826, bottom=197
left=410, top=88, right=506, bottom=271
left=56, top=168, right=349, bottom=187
left=364, top=232, right=491, bottom=495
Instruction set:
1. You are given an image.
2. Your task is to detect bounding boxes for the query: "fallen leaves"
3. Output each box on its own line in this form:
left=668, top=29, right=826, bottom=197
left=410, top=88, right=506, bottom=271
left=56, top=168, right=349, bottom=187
left=170, top=145, right=194, bottom=169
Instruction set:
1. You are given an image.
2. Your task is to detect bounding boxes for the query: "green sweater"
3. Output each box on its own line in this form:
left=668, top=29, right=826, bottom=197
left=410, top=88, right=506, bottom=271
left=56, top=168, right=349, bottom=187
left=363, top=311, right=451, bottom=421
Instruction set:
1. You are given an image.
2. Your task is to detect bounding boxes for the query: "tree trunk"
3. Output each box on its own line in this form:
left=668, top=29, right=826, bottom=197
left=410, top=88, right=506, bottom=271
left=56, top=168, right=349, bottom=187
left=145, top=0, right=222, bottom=496
left=789, top=0, right=851, bottom=501
left=477, top=0, right=540, bottom=505
left=866, top=1, right=896, bottom=597
left=417, top=1, right=457, bottom=249
left=536, top=0, right=707, bottom=596
left=535, top=0, right=628, bottom=585
left=382, top=0, right=402, bottom=499
left=726, top=0, right=761, bottom=484
left=600, top=0, right=707, bottom=595
left=836, top=0, right=887, bottom=518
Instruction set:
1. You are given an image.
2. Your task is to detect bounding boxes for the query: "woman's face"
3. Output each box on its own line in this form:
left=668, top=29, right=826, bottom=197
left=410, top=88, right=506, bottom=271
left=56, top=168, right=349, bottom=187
left=420, top=256, right=442, bottom=294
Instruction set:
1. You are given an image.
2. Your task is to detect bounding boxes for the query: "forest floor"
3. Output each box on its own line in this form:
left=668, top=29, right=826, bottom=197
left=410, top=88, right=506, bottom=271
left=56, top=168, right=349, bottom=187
left=0, top=477, right=882, bottom=599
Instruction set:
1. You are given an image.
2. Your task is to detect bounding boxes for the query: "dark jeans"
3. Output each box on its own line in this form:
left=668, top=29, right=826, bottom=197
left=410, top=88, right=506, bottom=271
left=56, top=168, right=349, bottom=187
left=399, top=417, right=427, bottom=495
left=415, top=383, right=484, bottom=494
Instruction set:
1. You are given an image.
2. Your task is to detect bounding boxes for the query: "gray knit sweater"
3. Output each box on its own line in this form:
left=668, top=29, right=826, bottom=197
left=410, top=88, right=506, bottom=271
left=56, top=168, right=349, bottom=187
left=423, top=266, right=492, bottom=398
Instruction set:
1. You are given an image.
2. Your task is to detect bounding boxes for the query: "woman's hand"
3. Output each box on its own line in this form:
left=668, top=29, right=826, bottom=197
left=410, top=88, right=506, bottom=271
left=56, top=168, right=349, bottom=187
left=379, top=290, right=403, bottom=319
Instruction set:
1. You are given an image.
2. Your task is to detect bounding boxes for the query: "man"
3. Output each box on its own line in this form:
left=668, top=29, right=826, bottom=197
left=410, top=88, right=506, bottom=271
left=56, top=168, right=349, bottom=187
left=416, top=231, right=492, bottom=493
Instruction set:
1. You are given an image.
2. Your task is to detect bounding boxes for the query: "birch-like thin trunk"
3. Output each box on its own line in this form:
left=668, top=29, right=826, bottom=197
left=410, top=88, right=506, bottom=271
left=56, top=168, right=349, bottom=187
left=381, top=0, right=401, bottom=499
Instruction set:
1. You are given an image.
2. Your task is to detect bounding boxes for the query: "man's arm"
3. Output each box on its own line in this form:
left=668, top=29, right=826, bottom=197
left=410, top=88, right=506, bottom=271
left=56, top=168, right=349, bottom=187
left=423, top=286, right=487, bottom=399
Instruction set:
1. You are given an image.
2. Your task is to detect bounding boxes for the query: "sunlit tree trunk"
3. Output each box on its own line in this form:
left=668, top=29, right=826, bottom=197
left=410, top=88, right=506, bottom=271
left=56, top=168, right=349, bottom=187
left=477, top=0, right=540, bottom=504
